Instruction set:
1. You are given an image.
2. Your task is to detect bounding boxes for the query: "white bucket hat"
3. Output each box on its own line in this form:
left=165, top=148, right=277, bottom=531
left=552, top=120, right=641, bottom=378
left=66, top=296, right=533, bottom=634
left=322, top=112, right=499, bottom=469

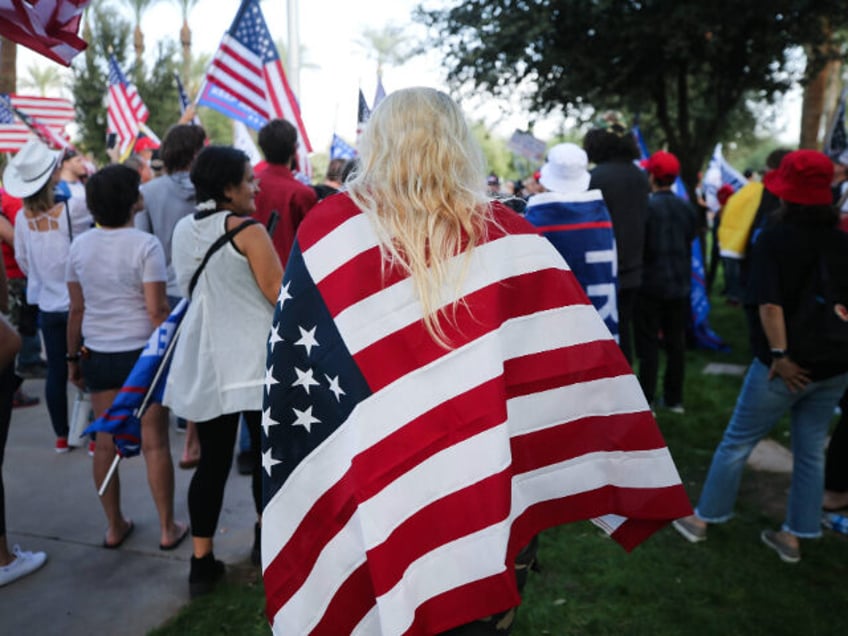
left=2, top=140, right=62, bottom=199
left=539, top=143, right=591, bottom=194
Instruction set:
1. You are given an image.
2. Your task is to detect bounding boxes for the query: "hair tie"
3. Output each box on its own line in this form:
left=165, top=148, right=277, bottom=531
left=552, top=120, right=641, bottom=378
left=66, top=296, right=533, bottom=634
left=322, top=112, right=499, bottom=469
left=196, top=199, right=216, bottom=211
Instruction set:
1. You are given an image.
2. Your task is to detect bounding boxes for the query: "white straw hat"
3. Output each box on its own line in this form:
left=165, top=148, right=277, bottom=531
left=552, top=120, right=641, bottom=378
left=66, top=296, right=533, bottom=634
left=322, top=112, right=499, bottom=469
left=2, top=140, right=62, bottom=199
left=539, top=143, right=591, bottom=194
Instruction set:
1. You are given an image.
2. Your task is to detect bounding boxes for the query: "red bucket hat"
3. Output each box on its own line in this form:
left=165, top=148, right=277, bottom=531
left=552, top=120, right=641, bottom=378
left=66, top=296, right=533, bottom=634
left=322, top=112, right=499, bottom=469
left=763, top=150, right=833, bottom=205
left=645, top=150, right=680, bottom=180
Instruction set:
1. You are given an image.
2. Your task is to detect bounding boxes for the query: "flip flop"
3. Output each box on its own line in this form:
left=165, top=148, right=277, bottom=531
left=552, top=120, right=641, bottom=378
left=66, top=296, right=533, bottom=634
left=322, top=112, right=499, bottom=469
left=160, top=523, right=190, bottom=551
left=103, top=520, right=134, bottom=549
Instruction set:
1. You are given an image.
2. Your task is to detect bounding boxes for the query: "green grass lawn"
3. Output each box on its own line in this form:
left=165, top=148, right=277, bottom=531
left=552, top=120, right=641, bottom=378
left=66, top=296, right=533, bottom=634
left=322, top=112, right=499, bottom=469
left=151, top=301, right=848, bottom=635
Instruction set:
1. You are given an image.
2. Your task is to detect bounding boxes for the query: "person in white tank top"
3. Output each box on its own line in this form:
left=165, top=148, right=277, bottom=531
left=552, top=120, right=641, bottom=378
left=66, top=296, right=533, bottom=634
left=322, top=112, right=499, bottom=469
left=163, top=146, right=283, bottom=597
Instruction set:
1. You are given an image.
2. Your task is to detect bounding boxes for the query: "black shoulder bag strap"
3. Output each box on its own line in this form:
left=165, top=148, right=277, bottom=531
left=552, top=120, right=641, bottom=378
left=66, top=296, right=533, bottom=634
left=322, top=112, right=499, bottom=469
left=64, top=201, right=73, bottom=242
left=187, top=217, right=260, bottom=297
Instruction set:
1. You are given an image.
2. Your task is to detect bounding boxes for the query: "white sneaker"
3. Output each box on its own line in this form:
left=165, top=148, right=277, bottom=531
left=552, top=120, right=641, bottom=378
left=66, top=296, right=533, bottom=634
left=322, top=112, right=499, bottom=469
left=0, top=545, right=47, bottom=587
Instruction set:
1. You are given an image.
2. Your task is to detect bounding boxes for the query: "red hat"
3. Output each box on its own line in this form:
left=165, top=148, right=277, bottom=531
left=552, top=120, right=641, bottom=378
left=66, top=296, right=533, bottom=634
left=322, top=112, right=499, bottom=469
left=133, top=136, right=160, bottom=153
left=645, top=150, right=680, bottom=180
left=717, top=184, right=735, bottom=206
left=763, top=150, right=834, bottom=205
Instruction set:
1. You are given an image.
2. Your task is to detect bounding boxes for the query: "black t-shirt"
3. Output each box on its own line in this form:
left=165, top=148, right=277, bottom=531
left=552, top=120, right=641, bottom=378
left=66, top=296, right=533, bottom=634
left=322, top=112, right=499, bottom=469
left=748, top=220, right=848, bottom=379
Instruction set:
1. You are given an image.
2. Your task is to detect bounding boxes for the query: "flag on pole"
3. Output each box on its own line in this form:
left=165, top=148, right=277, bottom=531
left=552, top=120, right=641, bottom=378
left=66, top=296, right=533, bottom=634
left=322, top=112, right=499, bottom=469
left=373, top=75, right=386, bottom=110
left=824, top=88, right=848, bottom=160
left=356, top=88, right=370, bottom=136
left=173, top=72, right=201, bottom=126
left=0, top=0, right=91, bottom=66
left=0, top=94, right=73, bottom=152
left=329, top=133, right=356, bottom=160
left=107, top=54, right=149, bottom=159
left=84, top=300, right=188, bottom=458
left=261, top=195, right=693, bottom=634
left=702, top=143, right=747, bottom=211
left=204, top=0, right=312, bottom=177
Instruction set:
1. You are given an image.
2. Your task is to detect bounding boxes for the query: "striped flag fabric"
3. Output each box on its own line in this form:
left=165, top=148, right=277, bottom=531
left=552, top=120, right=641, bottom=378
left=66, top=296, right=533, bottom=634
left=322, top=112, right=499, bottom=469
left=0, top=0, right=91, bottom=66
left=0, top=94, right=73, bottom=152
left=205, top=0, right=312, bottom=176
left=107, top=54, right=149, bottom=158
left=261, top=195, right=693, bottom=634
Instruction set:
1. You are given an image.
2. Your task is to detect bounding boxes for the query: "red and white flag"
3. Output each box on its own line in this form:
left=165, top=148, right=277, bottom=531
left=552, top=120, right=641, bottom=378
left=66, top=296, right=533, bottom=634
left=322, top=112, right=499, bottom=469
left=0, top=0, right=91, bottom=66
left=261, top=196, right=693, bottom=635
left=205, top=0, right=311, bottom=177
left=106, top=54, right=148, bottom=159
left=0, top=94, right=73, bottom=152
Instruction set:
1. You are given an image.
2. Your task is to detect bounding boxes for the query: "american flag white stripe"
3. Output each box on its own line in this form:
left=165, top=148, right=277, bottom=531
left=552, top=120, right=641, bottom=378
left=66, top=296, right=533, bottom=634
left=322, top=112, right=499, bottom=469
left=208, top=35, right=269, bottom=116
left=108, top=86, right=140, bottom=155
left=265, top=59, right=312, bottom=151
left=333, top=236, right=574, bottom=355
left=9, top=96, right=74, bottom=126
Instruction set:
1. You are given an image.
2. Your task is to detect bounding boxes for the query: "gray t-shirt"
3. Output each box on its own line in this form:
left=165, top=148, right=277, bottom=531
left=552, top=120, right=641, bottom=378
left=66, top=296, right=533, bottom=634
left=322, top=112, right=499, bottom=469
left=136, top=172, right=196, bottom=297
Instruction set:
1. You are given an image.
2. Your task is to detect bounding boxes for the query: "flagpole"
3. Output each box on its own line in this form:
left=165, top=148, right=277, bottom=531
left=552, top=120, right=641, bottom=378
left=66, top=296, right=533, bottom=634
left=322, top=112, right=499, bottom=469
left=286, top=0, right=301, bottom=97
left=97, top=317, right=186, bottom=496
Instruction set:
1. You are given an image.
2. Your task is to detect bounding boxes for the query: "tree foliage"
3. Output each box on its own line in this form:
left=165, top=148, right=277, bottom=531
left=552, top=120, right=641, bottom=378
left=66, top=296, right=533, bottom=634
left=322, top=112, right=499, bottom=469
left=71, top=4, right=180, bottom=162
left=420, top=0, right=845, bottom=191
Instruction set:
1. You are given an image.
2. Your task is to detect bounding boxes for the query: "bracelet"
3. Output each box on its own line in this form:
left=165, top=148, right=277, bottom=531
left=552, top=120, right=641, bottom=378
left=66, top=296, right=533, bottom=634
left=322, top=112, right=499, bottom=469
left=66, top=352, right=81, bottom=362
left=770, top=348, right=786, bottom=360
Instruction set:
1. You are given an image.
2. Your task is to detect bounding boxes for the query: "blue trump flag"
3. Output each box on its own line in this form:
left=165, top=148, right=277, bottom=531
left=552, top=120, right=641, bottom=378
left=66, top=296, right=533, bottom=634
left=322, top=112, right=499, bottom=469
left=84, top=300, right=188, bottom=458
left=524, top=191, right=619, bottom=341
left=330, top=133, right=356, bottom=160
left=197, top=80, right=267, bottom=131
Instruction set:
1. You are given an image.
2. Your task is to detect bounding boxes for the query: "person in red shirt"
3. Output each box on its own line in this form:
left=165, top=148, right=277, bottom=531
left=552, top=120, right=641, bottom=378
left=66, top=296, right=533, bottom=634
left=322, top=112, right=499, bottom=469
left=253, top=119, right=317, bottom=265
left=0, top=188, right=42, bottom=407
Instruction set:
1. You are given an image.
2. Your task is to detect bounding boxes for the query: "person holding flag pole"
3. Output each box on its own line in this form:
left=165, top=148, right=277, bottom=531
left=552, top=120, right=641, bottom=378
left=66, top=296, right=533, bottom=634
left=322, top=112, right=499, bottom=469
left=67, top=165, right=188, bottom=551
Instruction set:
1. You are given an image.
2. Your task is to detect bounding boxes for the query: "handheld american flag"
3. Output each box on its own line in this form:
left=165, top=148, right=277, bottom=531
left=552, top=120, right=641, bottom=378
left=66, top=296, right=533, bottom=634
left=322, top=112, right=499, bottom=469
left=356, top=88, right=371, bottom=143
left=261, top=195, right=693, bottom=634
left=205, top=0, right=312, bottom=176
left=0, top=94, right=73, bottom=152
left=173, top=72, right=201, bottom=126
left=107, top=54, right=149, bottom=159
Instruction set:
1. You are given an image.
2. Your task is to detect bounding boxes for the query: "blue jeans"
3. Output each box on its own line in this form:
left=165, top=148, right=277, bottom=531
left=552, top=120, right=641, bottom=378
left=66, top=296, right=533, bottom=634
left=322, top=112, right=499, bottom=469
left=696, top=359, right=848, bottom=537
left=38, top=311, right=69, bottom=438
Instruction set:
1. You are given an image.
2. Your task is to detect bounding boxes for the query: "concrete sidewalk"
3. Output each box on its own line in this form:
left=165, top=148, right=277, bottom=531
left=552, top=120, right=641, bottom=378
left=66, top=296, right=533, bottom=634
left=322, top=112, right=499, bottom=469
left=0, top=379, right=257, bottom=636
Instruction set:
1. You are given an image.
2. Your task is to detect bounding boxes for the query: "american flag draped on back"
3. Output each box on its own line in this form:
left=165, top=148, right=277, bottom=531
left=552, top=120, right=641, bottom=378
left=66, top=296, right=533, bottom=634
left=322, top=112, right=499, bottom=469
left=261, top=195, right=693, bottom=635
left=0, top=0, right=91, bottom=65
left=106, top=54, right=148, bottom=158
left=0, top=94, right=73, bottom=152
left=205, top=0, right=311, bottom=177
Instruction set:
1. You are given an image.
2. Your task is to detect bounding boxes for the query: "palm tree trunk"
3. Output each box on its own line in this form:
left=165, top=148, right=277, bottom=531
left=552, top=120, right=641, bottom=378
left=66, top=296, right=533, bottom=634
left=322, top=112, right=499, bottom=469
left=799, top=20, right=840, bottom=149
left=180, top=20, right=191, bottom=87
left=134, top=24, right=144, bottom=63
left=0, top=37, right=17, bottom=94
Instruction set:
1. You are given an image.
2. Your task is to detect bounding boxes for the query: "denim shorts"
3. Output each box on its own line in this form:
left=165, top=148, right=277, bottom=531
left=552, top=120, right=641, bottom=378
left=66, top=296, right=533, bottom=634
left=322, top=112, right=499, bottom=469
left=80, top=348, right=143, bottom=392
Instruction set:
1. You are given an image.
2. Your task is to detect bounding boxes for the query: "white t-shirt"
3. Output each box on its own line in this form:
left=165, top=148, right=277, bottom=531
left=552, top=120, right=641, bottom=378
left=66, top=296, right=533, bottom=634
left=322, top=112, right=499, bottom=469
left=66, top=227, right=167, bottom=352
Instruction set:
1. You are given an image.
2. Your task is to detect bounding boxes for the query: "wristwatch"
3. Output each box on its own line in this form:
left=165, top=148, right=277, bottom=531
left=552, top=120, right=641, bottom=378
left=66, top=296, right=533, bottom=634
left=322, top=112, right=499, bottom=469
left=65, top=352, right=81, bottom=362
left=770, top=348, right=787, bottom=360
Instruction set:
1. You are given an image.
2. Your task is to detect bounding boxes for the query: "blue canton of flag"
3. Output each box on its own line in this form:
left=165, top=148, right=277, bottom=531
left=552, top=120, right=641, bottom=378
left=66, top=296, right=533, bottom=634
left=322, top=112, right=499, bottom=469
left=261, top=243, right=371, bottom=505
left=329, top=133, right=356, bottom=160
left=84, top=300, right=188, bottom=458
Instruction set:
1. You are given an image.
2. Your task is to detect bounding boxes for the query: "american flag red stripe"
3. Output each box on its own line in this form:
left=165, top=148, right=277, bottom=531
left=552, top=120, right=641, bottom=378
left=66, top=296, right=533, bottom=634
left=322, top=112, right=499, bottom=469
left=0, top=0, right=91, bottom=66
left=208, top=36, right=269, bottom=116
left=262, top=196, right=692, bottom=634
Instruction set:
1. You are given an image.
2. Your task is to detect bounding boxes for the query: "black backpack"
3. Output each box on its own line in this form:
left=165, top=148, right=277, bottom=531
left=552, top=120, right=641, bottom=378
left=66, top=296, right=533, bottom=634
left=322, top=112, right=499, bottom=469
left=787, top=254, right=848, bottom=371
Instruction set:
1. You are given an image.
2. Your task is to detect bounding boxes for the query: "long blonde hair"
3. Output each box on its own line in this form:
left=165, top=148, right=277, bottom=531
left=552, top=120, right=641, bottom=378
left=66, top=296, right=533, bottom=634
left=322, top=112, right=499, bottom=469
left=347, top=87, right=491, bottom=346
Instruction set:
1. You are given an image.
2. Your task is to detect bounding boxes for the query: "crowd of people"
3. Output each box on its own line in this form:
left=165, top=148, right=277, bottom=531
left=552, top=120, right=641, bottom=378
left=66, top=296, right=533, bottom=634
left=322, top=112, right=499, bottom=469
left=0, top=89, right=846, bottom=634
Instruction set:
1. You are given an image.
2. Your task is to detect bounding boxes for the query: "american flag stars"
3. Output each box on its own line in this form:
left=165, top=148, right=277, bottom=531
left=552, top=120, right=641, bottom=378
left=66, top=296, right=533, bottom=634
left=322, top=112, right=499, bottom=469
left=291, top=367, right=320, bottom=395
left=294, top=325, right=319, bottom=356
